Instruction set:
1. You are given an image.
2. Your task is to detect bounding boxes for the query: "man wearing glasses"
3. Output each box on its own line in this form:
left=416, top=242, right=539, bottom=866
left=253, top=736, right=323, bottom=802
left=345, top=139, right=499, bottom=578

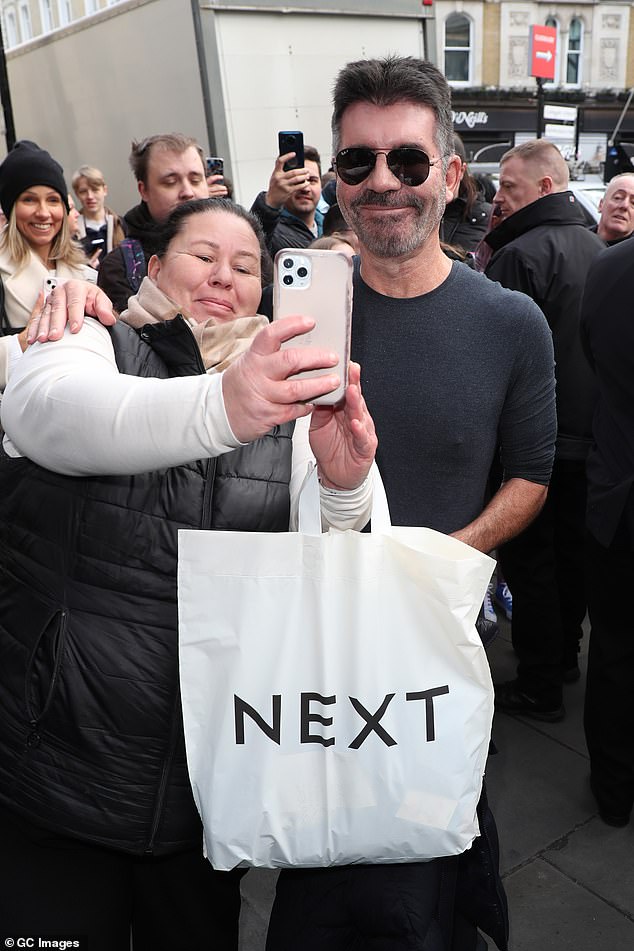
left=266, top=56, right=557, bottom=951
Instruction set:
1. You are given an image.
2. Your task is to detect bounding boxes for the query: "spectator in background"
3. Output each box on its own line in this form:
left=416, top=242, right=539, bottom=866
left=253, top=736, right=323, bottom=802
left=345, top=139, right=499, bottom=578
left=440, top=133, right=491, bottom=256
left=251, top=145, right=323, bottom=255
left=67, top=194, right=81, bottom=239
left=0, top=140, right=95, bottom=385
left=581, top=239, right=634, bottom=829
left=72, top=165, right=126, bottom=268
left=322, top=203, right=359, bottom=253
left=310, top=232, right=356, bottom=258
left=320, top=168, right=337, bottom=207
left=97, top=134, right=209, bottom=312
left=593, top=172, right=634, bottom=245
left=485, top=139, right=605, bottom=722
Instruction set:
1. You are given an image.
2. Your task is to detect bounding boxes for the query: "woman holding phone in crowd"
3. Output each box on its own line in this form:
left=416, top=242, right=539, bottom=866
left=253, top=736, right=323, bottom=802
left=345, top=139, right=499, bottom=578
left=0, top=196, right=376, bottom=951
left=0, top=140, right=95, bottom=387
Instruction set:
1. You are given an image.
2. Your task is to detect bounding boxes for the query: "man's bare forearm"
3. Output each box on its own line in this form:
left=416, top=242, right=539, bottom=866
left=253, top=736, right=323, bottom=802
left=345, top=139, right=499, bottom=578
left=451, top=478, right=548, bottom=553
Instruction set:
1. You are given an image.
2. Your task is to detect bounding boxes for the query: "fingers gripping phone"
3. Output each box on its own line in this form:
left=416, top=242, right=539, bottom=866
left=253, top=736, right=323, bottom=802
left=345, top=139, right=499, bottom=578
left=273, top=249, right=353, bottom=406
left=278, top=131, right=304, bottom=171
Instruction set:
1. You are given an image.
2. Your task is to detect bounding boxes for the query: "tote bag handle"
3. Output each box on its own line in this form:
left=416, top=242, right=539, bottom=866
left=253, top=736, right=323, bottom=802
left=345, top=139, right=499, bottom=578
left=298, top=462, right=391, bottom=536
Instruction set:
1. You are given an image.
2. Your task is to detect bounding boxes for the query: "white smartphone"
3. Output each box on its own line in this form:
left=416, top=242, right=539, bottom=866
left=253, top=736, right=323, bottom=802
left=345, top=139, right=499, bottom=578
left=273, top=249, right=353, bottom=406
left=42, top=276, right=57, bottom=300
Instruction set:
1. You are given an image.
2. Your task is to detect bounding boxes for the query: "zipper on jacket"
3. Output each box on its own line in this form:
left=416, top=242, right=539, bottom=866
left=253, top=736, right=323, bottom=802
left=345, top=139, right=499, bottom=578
left=25, top=609, right=68, bottom=744
left=144, top=689, right=183, bottom=854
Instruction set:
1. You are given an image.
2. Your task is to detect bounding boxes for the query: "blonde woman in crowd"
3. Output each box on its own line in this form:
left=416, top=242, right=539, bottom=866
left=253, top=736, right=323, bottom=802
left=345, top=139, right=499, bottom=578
left=0, top=140, right=96, bottom=387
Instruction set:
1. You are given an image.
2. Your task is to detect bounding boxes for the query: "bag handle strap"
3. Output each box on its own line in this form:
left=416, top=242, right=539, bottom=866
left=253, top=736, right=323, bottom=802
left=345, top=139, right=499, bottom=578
left=298, top=462, right=392, bottom=536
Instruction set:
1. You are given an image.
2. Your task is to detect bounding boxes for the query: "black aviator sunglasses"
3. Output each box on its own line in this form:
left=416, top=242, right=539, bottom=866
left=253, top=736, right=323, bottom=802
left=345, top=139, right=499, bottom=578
left=334, top=147, right=442, bottom=187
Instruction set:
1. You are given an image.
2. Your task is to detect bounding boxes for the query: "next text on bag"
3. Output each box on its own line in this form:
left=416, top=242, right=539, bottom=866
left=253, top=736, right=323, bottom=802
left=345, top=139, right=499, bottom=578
left=234, top=687, right=450, bottom=748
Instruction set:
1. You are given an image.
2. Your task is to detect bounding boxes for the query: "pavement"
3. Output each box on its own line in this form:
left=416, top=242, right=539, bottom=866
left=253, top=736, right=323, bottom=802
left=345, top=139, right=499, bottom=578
left=237, top=612, right=634, bottom=951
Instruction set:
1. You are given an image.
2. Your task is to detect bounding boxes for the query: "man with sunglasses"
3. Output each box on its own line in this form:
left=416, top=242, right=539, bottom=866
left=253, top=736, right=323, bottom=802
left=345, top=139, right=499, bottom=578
left=265, top=56, right=557, bottom=951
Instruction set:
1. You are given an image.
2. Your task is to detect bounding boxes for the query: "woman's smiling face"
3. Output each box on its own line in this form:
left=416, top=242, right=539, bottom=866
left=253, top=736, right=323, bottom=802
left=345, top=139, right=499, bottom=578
left=14, top=186, right=65, bottom=255
left=148, top=209, right=263, bottom=324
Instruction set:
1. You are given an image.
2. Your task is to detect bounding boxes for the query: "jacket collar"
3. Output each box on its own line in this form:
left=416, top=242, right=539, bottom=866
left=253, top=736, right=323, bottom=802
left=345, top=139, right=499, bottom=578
left=485, top=191, right=586, bottom=253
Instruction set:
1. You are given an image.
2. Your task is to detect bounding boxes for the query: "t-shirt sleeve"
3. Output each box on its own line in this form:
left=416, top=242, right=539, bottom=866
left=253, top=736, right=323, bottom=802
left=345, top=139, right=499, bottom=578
left=498, top=296, right=557, bottom=485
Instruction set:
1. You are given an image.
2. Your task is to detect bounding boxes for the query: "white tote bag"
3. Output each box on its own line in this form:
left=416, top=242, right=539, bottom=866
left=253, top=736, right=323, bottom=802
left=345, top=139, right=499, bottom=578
left=178, top=467, right=495, bottom=871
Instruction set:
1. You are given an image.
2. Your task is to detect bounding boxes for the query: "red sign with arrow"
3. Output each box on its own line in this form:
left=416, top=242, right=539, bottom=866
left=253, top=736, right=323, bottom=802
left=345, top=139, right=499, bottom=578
left=529, top=25, right=557, bottom=80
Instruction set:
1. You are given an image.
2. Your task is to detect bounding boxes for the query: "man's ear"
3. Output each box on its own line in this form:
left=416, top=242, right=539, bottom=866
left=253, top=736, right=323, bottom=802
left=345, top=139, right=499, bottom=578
left=138, top=179, right=147, bottom=203
left=539, top=176, right=555, bottom=196
left=445, top=154, right=463, bottom=203
left=147, top=254, right=160, bottom=282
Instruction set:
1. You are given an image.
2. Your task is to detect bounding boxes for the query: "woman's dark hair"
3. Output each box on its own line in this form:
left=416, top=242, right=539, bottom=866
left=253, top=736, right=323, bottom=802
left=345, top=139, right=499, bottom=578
left=451, top=133, right=478, bottom=219
left=155, top=197, right=272, bottom=287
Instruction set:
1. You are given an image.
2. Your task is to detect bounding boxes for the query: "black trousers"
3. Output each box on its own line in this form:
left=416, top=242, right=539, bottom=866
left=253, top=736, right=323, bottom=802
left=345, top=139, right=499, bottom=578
left=584, top=527, right=634, bottom=817
left=0, top=804, right=245, bottom=951
left=266, top=861, right=479, bottom=951
left=498, top=458, right=587, bottom=704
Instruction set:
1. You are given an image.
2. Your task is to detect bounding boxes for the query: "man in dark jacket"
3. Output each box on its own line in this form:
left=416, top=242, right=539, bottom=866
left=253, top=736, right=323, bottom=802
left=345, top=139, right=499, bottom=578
left=581, top=240, right=634, bottom=827
left=486, top=138, right=605, bottom=721
left=251, top=145, right=323, bottom=256
left=97, top=134, right=209, bottom=311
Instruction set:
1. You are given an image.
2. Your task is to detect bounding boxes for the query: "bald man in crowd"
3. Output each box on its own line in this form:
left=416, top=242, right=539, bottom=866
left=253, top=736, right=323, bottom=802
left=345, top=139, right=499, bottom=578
left=484, top=139, right=605, bottom=721
left=595, top=172, right=634, bottom=245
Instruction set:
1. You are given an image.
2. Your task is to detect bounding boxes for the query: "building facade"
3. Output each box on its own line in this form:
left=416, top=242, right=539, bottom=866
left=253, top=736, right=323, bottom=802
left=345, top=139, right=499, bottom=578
left=435, top=1, right=634, bottom=166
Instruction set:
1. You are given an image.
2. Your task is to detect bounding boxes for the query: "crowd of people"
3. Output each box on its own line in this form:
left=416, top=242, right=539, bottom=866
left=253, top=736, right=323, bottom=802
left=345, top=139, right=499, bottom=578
left=0, top=51, right=632, bottom=950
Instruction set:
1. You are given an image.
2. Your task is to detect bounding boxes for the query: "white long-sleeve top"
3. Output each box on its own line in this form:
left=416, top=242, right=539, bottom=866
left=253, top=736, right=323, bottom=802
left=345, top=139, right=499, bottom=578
left=1, top=318, right=372, bottom=531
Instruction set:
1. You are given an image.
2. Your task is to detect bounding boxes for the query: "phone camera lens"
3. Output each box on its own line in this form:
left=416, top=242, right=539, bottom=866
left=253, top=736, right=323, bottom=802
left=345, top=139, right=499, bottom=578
left=283, top=258, right=294, bottom=269
left=297, top=267, right=308, bottom=278
left=283, top=275, right=294, bottom=286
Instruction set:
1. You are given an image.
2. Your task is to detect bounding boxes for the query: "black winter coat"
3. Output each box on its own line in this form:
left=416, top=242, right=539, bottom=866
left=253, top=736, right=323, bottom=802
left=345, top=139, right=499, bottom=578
left=485, top=191, right=605, bottom=460
left=0, top=318, right=293, bottom=855
left=440, top=195, right=492, bottom=254
left=97, top=202, right=160, bottom=313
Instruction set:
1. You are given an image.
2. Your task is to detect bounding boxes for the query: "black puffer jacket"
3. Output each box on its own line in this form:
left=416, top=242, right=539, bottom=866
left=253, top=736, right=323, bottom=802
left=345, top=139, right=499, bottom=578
left=485, top=191, right=605, bottom=460
left=0, top=318, right=293, bottom=855
left=97, top=202, right=161, bottom=312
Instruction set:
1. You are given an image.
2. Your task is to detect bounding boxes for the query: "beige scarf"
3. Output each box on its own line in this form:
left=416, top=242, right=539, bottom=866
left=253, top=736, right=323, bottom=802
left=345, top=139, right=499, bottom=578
left=121, top=276, right=268, bottom=373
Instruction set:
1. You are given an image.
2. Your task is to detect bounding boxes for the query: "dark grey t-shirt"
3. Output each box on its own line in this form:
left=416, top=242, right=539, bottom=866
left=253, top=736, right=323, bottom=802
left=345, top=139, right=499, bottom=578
left=351, top=260, right=556, bottom=533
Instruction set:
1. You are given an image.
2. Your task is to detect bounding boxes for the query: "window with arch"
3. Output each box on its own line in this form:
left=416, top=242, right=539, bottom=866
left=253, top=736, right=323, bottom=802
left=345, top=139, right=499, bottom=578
left=544, top=17, right=561, bottom=85
left=39, top=0, right=54, bottom=33
left=19, top=1, right=32, bottom=40
left=4, top=7, right=19, bottom=47
left=444, top=13, right=472, bottom=84
left=57, top=0, right=72, bottom=26
left=566, top=18, right=583, bottom=85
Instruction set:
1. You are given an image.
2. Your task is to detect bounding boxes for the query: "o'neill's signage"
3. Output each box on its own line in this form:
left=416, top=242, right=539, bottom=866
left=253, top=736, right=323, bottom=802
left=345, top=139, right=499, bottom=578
left=452, top=110, right=489, bottom=129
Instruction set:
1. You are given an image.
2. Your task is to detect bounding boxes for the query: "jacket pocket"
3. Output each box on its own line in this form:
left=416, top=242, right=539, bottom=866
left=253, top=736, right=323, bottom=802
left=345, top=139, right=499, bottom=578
left=0, top=569, right=68, bottom=726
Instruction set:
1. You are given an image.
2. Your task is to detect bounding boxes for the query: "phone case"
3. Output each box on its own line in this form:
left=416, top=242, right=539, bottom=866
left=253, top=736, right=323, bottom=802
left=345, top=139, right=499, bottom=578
left=206, top=157, right=224, bottom=176
left=273, top=249, right=353, bottom=406
left=278, top=131, right=304, bottom=171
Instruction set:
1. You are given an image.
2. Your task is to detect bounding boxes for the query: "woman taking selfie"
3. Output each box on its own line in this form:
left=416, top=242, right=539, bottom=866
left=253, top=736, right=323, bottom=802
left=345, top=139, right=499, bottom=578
left=0, top=196, right=376, bottom=950
left=0, top=140, right=95, bottom=387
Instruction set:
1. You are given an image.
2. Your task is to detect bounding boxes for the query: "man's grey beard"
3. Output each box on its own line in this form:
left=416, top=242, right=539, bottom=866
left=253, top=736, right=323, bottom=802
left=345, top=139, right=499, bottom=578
left=340, top=188, right=447, bottom=257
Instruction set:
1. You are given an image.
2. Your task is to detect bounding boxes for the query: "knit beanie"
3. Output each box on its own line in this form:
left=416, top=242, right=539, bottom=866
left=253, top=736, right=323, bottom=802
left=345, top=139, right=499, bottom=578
left=0, top=140, right=70, bottom=221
